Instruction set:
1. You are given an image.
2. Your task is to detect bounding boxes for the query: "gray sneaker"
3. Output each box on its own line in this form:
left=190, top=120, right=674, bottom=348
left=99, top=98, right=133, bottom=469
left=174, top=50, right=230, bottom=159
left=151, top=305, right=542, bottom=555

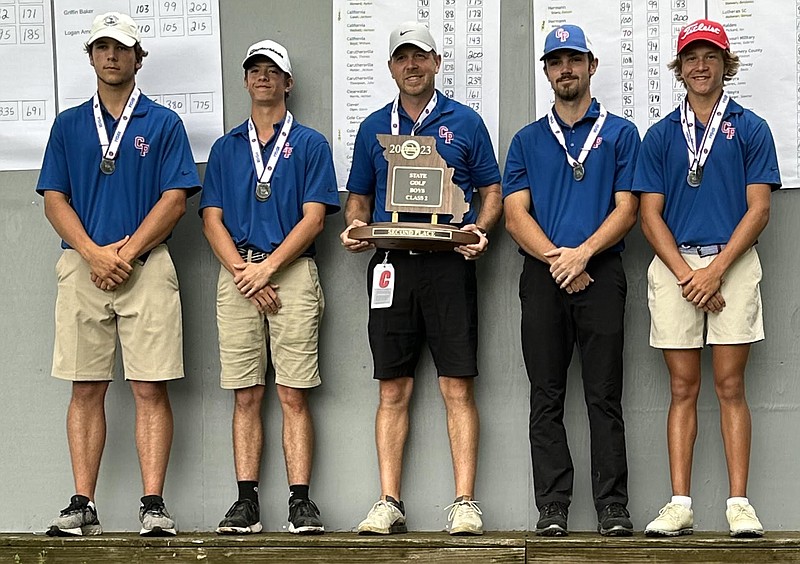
left=46, top=495, right=102, bottom=537
left=139, top=497, right=177, bottom=536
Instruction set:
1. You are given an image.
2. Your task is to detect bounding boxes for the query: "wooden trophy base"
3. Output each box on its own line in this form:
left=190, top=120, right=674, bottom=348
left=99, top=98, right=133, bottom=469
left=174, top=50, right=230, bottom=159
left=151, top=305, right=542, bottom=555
left=350, top=222, right=479, bottom=251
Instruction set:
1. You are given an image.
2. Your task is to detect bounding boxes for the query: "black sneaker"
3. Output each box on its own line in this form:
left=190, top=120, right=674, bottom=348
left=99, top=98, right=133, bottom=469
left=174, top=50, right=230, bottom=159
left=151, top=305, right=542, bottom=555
left=288, top=498, right=324, bottom=534
left=535, top=501, right=568, bottom=536
left=216, top=499, right=262, bottom=534
left=46, top=495, right=102, bottom=537
left=598, top=502, right=633, bottom=536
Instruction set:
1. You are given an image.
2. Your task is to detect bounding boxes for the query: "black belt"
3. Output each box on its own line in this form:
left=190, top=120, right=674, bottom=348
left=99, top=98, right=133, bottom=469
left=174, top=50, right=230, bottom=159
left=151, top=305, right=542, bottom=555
left=135, top=250, right=152, bottom=265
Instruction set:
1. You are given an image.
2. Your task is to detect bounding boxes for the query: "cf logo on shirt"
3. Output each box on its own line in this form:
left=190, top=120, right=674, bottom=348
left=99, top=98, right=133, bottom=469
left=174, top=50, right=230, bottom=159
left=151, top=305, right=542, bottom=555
left=134, top=136, right=150, bottom=157
left=439, top=126, right=454, bottom=144
left=721, top=121, right=736, bottom=140
left=378, top=269, right=392, bottom=288
left=283, top=144, right=293, bottom=158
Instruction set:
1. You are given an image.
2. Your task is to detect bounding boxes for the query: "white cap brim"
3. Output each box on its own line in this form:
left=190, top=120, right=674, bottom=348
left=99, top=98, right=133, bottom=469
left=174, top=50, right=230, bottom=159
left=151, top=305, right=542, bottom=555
left=86, top=28, right=137, bottom=48
left=391, top=39, right=435, bottom=56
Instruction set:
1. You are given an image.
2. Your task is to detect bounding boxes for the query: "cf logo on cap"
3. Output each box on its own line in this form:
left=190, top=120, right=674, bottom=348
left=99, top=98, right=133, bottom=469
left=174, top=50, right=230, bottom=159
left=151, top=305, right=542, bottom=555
left=555, top=28, right=570, bottom=42
left=103, top=15, right=118, bottom=26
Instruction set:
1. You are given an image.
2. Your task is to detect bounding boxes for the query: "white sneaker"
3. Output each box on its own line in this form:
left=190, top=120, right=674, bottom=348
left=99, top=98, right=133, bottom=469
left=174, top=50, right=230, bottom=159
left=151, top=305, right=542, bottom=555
left=446, top=498, right=483, bottom=536
left=357, top=499, right=407, bottom=535
left=644, top=502, right=693, bottom=536
left=726, top=503, right=764, bottom=538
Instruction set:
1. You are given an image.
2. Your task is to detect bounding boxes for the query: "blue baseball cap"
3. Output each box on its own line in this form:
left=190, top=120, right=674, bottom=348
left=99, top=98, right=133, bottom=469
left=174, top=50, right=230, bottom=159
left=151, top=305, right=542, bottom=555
left=541, top=24, right=593, bottom=60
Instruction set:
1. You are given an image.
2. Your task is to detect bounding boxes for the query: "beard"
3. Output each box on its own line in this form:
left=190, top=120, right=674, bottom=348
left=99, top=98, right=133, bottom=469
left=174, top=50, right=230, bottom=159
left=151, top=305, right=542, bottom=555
left=555, top=80, right=582, bottom=102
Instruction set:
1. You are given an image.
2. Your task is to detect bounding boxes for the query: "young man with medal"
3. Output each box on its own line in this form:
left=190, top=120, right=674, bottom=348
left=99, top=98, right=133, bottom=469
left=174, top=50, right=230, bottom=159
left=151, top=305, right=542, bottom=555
left=634, top=20, right=781, bottom=538
left=200, top=40, right=339, bottom=535
left=503, top=24, right=640, bottom=537
left=36, top=12, right=200, bottom=536
left=339, top=22, right=502, bottom=536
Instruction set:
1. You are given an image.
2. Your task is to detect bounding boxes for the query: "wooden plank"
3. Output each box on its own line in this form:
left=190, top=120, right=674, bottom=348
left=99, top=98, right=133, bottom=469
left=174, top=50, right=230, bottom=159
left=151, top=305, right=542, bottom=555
left=526, top=533, right=800, bottom=563
left=0, top=547, right=525, bottom=564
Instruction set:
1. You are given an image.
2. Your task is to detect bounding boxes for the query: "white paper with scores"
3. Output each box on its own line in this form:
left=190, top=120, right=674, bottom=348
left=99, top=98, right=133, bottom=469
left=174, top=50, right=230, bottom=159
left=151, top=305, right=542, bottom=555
left=533, top=0, right=704, bottom=131
left=371, top=262, right=395, bottom=309
left=52, top=0, right=223, bottom=162
left=332, top=0, right=500, bottom=190
left=0, top=0, right=56, bottom=171
left=708, top=0, right=796, bottom=188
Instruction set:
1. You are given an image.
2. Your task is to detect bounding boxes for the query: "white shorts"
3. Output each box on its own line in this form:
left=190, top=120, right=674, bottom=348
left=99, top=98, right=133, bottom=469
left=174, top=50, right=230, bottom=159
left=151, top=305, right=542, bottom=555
left=647, top=247, right=764, bottom=348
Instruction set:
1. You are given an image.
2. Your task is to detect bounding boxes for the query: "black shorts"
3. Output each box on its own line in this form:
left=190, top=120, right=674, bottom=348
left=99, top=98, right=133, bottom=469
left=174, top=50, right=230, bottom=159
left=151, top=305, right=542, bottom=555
left=366, top=250, right=478, bottom=379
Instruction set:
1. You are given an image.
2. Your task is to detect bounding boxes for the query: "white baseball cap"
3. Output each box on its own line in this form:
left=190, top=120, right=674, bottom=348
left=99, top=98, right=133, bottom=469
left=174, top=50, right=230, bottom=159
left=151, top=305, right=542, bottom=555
left=242, top=39, right=293, bottom=76
left=389, top=22, right=437, bottom=57
left=85, top=12, right=140, bottom=48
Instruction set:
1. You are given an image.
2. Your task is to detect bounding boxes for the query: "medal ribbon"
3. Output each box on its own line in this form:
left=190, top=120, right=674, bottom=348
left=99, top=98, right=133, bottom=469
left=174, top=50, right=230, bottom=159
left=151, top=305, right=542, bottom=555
left=680, top=92, right=729, bottom=176
left=547, top=103, right=607, bottom=173
left=391, top=92, right=438, bottom=136
left=248, top=110, right=294, bottom=186
left=93, top=87, right=141, bottom=161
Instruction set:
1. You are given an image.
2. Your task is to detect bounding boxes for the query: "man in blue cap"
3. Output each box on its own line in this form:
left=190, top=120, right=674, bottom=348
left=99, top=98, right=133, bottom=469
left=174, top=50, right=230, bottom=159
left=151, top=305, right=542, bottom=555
left=503, top=24, right=640, bottom=536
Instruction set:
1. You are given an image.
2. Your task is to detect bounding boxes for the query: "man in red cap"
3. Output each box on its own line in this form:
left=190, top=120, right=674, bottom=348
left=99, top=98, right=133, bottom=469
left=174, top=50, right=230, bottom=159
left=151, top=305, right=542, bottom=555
left=634, top=19, right=780, bottom=537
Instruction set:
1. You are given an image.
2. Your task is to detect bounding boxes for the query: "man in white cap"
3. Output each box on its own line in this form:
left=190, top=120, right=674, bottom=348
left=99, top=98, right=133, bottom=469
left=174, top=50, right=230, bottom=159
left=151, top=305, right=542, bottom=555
left=634, top=19, right=780, bottom=537
left=201, top=39, right=339, bottom=535
left=341, top=22, right=502, bottom=536
left=37, top=12, right=200, bottom=536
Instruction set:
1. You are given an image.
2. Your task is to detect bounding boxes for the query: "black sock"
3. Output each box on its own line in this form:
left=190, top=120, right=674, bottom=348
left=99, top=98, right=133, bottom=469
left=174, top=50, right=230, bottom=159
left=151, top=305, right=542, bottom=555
left=141, top=495, right=163, bottom=508
left=289, top=484, right=309, bottom=502
left=238, top=481, right=259, bottom=504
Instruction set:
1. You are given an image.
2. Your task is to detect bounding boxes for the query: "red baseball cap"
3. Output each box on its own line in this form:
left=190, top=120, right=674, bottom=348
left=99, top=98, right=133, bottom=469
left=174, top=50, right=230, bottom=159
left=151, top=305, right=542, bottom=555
left=676, top=19, right=729, bottom=55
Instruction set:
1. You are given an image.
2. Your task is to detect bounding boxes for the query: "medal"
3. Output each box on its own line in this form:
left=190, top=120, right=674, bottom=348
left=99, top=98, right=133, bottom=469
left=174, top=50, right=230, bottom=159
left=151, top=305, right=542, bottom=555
left=686, top=167, right=702, bottom=187
left=93, top=87, right=140, bottom=177
left=255, top=181, right=271, bottom=202
left=100, top=158, right=116, bottom=175
left=547, top=103, right=607, bottom=184
left=248, top=111, right=293, bottom=202
left=680, top=92, right=729, bottom=190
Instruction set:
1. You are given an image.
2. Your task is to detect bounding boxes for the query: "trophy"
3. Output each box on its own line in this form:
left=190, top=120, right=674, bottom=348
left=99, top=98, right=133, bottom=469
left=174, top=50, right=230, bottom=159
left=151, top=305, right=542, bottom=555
left=349, top=134, right=480, bottom=251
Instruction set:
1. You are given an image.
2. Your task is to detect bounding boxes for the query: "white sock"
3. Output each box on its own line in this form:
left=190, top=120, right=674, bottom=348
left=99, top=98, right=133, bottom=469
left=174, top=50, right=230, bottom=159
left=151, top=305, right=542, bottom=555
left=87, top=500, right=96, bottom=510
left=727, top=496, right=749, bottom=508
left=671, top=495, right=692, bottom=509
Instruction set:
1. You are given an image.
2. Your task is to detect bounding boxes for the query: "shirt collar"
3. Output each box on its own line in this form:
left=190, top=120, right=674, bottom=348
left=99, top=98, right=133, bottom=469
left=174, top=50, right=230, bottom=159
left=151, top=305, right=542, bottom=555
left=233, top=115, right=288, bottom=141
left=552, top=97, right=601, bottom=127
left=669, top=95, right=743, bottom=122
left=97, top=92, right=149, bottom=120
left=393, top=89, right=454, bottom=124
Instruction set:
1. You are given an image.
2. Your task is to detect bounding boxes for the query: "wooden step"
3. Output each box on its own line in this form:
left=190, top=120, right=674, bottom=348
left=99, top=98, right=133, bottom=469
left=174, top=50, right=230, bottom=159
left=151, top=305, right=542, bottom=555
left=1, top=531, right=798, bottom=563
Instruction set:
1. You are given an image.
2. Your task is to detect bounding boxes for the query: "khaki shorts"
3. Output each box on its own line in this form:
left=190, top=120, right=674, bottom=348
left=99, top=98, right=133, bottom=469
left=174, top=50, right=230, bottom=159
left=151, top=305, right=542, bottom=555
left=216, top=257, right=324, bottom=390
left=53, top=245, right=184, bottom=381
left=647, top=247, right=764, bottom=348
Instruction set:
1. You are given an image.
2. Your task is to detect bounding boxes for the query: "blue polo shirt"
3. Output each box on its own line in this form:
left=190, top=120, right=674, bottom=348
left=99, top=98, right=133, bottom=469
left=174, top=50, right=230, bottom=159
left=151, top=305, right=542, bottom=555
left=37, top=94, right=200, bottom=249
left=503, top=99, right=641, bottom=252
left=199, top=118, right=340, bottom=256
left=633, top=98, right=781, bottom=246
left=347, top=91, right=500, bottom=225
